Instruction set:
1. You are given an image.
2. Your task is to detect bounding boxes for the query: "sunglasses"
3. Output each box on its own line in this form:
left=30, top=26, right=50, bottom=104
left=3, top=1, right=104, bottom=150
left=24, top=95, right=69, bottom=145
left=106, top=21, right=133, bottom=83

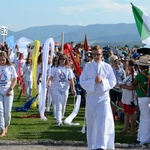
left=54, top=59, right=58, bottom=62
left=92, top=53, right=101, bottom=56
left=59, top=58, right=66, bottom=60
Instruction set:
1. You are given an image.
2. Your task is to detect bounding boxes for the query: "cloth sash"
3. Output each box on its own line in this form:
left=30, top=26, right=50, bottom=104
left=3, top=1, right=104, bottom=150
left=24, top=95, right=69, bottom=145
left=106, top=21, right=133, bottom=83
left=39, top=38, right=54, bottom=121
left=64, top=95, right=81, bottom=126
left=17, top=53, right=23, bottom=77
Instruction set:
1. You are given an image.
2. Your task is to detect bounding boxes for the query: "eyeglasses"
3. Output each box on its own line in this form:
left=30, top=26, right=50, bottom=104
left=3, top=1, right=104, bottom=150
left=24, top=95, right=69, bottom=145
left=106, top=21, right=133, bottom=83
left=59, top=58, right=66, bottom=60
left=92, top=53, right=101, bottom=56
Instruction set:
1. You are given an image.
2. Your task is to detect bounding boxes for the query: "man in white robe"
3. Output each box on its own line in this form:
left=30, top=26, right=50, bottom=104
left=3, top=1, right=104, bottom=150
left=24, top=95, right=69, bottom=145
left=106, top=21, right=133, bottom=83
left=80, top=45, right=116, bottom=150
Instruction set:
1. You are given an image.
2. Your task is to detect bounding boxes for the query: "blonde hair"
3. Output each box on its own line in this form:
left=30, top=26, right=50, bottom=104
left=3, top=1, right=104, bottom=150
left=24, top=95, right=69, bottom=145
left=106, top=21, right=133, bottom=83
left=0, top=51, right=13, bottom=66
left=92, top=45, right=103, bottom=51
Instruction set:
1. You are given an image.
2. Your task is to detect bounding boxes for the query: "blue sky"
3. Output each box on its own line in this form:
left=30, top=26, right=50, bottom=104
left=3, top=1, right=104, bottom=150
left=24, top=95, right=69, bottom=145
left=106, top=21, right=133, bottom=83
left=1, top=0, right=150, bottom=31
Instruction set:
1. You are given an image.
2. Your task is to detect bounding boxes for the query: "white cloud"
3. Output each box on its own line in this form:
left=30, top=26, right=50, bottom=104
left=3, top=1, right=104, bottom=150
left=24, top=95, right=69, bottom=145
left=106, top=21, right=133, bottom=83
left=60, top=0, right=131, bottom=15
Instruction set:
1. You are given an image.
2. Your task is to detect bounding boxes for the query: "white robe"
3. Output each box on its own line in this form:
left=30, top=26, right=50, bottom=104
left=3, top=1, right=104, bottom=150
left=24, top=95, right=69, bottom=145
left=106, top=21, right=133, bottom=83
left=80, top=61, right=116, bottom=150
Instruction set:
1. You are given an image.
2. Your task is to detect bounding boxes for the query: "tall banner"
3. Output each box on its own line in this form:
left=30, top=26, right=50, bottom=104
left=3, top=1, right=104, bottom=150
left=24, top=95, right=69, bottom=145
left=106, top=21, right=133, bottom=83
left=84, top=34, right=89, bottom=52
left=31, top=40, right=40, bottom=108
left=64, top=44, right=82, bottom=77
left=39, top=38, right=54, bottom=121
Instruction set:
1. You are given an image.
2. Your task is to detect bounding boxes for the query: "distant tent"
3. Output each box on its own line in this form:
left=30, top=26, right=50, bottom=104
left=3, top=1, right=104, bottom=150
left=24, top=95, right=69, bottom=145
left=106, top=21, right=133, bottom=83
left=15, top=37, right=33, bottom=58
left=15, top=37, right=33, bottom=47
left=5, top=35, right=15, bottom=48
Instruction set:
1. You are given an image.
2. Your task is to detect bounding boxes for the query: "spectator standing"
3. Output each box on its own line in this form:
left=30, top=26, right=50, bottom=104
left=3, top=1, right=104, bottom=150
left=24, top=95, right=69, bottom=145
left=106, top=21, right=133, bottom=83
left=133, top=55, right=150, bottom=145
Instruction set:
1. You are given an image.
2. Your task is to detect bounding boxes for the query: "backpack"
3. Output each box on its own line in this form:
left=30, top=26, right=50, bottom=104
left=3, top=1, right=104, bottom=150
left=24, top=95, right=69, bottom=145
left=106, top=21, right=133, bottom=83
left=139, top=72, right=150, bottom=97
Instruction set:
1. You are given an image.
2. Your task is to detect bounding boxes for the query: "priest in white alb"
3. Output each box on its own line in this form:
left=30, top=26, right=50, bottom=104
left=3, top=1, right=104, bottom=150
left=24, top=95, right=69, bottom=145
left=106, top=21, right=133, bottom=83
left=80, top=45, right=116, bottom=150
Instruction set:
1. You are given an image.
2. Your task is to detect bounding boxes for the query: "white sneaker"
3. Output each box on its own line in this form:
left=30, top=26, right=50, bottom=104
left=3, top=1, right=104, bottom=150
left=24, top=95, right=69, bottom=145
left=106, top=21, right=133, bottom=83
left=45, top=108, right=50, bottom=112
left=57, top=122, right=62, bottom=127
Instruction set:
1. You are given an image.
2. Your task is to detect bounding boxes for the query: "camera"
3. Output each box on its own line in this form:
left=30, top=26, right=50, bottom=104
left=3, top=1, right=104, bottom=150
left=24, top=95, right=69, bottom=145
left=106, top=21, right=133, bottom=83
left=130, top=101, right=135, bottom=108
left=84, top=58, right=89, bottom=62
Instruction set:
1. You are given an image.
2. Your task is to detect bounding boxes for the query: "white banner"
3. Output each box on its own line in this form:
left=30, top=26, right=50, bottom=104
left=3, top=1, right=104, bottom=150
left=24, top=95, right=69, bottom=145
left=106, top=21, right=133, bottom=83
left=64, top=95, right=81, bottom=126
left=39, top=38, right=54, bottom=121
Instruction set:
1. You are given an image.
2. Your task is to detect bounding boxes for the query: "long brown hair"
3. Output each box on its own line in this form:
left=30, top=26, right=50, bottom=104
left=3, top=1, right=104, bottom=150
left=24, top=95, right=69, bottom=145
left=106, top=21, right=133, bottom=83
left=0, top=51, right=13, bottom=66
left=52, top=56, right=59, bottom=67
left=57, top=54, right=70, bottom=67
left=26, top=52, right=32, bottom=65
left=128, top=60, right=135, bottom=82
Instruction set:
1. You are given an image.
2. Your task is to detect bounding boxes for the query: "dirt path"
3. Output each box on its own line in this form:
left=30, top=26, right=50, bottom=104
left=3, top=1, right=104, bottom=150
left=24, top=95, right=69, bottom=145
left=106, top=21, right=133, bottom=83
left=0, top=140, right=148, bottom=150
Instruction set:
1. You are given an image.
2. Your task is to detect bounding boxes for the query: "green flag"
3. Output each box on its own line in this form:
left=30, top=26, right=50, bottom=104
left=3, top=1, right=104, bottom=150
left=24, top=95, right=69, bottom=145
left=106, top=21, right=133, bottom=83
left=131, top=3, right=150, bottom=45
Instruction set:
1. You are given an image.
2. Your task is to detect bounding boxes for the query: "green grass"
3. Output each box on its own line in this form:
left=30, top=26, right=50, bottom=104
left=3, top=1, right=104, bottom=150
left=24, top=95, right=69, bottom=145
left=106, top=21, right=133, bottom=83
left=1, top=87, right=137, bottom=144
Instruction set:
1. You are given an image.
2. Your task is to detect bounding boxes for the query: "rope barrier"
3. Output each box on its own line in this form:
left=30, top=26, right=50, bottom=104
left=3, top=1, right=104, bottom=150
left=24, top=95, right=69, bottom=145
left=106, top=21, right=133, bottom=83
left=110, top=101, right=139, bottom=124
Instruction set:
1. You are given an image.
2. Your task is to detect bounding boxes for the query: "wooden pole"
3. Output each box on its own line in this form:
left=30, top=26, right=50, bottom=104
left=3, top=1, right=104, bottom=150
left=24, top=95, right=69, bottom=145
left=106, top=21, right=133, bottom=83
left=61, top=32, right=64, bottom=54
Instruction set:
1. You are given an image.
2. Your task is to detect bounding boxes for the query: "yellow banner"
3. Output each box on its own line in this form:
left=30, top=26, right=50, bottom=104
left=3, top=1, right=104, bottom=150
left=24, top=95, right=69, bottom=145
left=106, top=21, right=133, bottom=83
left=31, top=40, right=40, bottom=108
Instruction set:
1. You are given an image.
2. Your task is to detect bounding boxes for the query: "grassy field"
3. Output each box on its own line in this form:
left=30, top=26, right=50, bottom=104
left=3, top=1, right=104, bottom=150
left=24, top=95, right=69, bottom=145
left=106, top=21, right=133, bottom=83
left=1, top=87, right=137, bottom=144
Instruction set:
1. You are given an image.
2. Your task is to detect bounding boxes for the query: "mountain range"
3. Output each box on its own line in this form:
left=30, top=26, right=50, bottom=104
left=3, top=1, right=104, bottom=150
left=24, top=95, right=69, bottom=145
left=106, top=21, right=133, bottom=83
left=3, top=23, right=142, bottom=47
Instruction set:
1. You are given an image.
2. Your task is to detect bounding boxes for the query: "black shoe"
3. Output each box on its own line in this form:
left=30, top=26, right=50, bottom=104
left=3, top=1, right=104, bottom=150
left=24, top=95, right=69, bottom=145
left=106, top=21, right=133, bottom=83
left=134, top=140, right=140, bottom=144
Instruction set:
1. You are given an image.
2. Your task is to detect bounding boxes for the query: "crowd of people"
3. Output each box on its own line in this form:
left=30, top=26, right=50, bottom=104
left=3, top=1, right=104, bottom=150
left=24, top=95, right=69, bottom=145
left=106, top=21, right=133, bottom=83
left=0, top=41, right=150, bottom=150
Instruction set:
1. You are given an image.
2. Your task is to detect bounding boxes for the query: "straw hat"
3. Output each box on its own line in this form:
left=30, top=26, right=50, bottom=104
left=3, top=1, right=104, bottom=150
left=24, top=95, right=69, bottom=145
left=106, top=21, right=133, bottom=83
left=109, top=55, right=118, bottom=64
left=135, top=55, right=150, bottom=66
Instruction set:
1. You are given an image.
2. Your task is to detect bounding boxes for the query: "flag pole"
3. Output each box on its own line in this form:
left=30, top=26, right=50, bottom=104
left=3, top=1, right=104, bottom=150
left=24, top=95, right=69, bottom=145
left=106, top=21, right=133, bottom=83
left=61, top=32, right=64, bottom=54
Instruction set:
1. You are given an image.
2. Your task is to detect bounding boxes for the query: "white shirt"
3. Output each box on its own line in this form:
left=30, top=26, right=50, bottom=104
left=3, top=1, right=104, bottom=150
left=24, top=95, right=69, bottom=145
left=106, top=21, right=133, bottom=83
left=50, top=66, right=74, bottom=91
left=121, top=75, right=136, bottom=105
left=23, top=64, right=32, bottom=81
left=0, top=65, right=17, bottom=94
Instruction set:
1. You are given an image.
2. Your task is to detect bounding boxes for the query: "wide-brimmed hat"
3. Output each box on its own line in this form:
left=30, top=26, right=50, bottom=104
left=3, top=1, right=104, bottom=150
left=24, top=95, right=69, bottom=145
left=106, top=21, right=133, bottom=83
left=108, top=55, right=118, bottom=64
left=135, top=55, right=150, bottom=66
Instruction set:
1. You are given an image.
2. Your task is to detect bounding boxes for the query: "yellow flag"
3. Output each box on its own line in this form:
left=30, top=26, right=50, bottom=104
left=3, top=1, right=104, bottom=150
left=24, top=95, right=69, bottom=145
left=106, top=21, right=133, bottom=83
left=31, top=40, right=40, bottom=108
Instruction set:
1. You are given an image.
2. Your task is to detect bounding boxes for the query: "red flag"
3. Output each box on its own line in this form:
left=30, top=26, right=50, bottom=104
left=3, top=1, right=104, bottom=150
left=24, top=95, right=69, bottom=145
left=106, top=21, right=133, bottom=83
left=84, top=34, right=89, bottom=52
left=64, top=44, right=82, bottom=77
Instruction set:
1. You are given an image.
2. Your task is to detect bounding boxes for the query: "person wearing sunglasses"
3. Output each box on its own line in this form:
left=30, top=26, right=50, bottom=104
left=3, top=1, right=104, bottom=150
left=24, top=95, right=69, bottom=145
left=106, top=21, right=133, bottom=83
left=80, top=45, right=116, bottom=150
left=48, top=54, right=76, bottom=126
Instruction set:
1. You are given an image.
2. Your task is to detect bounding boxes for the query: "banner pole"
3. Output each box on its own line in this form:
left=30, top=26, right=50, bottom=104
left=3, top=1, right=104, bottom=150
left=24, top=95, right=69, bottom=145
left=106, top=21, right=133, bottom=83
left=61, top=32, right=64, bottom=54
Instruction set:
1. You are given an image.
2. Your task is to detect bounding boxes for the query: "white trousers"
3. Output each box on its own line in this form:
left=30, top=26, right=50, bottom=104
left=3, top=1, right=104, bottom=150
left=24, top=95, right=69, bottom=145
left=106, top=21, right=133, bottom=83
left=51, top=89, right=69, bottom=124
left=137, top=97, right=150, bottom=144
left=0, top=92, right=14, bottom=130
left=86, top=93, right=115, bottom=150
left=47, top=88, right=56, bottom=117
left=24, top=80, right=32, bottom=99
